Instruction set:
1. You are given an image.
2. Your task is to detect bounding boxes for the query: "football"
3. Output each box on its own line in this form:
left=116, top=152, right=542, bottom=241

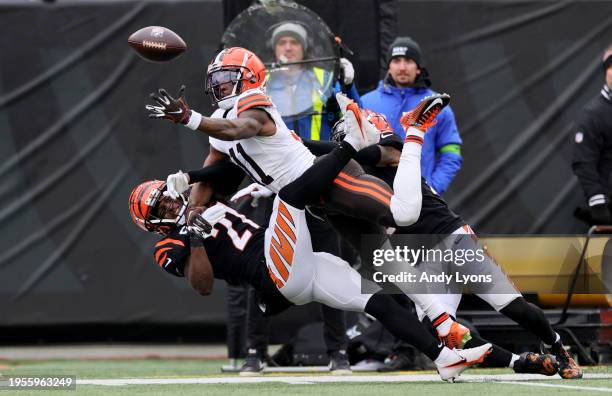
left=128, top=26, right=186, bottom=62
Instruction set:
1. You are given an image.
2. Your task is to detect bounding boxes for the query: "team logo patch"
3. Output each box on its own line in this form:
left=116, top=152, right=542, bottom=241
left=575, top=131, right=584, bottom=143
left=392, top=46, right=408, bottom=57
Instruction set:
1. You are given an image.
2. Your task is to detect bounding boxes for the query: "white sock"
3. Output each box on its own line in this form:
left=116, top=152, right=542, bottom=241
left=509, top=354, right=520, bottom=368
left=389, top=128, right=424, bottom=226
left=436, top=316, right=453, bottom=336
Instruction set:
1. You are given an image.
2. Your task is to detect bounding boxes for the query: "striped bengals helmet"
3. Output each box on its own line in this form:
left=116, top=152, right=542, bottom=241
left=129, top=180, right=188, bottom=235
left=205, top=47, right=267, bottom=109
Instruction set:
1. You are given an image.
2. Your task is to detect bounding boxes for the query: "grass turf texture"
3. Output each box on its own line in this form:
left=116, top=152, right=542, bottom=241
left=2, top=359, right=612, bottom=395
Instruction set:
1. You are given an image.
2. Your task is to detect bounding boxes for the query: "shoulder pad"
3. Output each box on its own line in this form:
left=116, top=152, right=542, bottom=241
left=236, top=92, right=272, bottom=116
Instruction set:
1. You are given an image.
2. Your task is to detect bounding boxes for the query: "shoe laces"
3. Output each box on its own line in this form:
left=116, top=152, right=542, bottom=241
left=401, top=103, right=441, bottom=132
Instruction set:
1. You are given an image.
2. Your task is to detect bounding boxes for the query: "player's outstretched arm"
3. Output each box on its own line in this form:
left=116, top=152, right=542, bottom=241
left=184, top=247, right=214, bottom=296
left=146, top=86, right=274, bottom=141
left=189, top=146, right=228, bottom=207
left=183, top=203, right=229, bottom=295
left=196, top=108, right=275, bottom=140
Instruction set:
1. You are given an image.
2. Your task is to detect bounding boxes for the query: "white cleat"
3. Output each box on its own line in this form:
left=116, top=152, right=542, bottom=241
left=336, top=92, right=380, bottom=151
left=435, top=343, right=492, bottom=382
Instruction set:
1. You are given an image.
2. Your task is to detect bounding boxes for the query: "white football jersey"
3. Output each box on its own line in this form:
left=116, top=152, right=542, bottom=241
left=209, top=89, right=315, bottom=194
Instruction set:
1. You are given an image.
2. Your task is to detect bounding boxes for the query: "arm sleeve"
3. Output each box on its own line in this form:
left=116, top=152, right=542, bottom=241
left=302, top=138, right=337, bottom=156
left=355, top=145, right=382, bottom=166
left=572, top=110, right=605, bottom=200
left=187, top=162, right=246, bottom=197
left=430, top=107, right=462, bottom=194
left=154, top=228, right=191, bottom=277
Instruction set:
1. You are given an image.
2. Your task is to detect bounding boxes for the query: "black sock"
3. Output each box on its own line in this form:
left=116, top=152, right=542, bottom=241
left=464, top=335, right=513, bottom=368
left=500, top=297, right=556, bottom=345
left=364, top=292, right=443, bottom=361
left=278, top=141, right=356, bottom=209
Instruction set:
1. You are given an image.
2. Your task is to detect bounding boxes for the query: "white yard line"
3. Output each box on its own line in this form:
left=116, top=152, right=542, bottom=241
left=77, top=373, right=612, bottom=386
left=495, top=380, right=612, bottom=393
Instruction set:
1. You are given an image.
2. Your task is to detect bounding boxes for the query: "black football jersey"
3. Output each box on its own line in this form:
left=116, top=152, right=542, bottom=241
left=364, top=165, right=464, bottom=235
left=152, top=204, right=292, bottom=314
left=201, top=204, right=267, bottom=286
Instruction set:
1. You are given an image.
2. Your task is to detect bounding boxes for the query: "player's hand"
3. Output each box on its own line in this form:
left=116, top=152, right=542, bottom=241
left=187, top=203, right=229, bottom=239
left=146, top=85, right=192, bottom=124
left=339, top=58, right=355, bottom=85
left=164, top=170, right=190, bottom=199
left=230, top=183, right=273, bottom=202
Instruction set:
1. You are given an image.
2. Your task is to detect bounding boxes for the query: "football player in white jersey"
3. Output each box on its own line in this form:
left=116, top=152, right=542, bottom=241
left=146, top=46, right=467, bottom=340
left=128, top=115, right=494, bottom=381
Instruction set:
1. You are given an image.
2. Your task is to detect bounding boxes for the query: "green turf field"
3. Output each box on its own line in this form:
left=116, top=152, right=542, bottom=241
left=1, top=359, right=611, bottom=395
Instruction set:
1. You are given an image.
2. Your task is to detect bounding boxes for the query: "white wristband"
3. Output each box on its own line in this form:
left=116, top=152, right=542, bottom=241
left=185, top=110, right=202, bottom=130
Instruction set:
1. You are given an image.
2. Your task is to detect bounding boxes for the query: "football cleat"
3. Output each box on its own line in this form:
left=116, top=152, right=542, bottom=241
left=400, top=93, right=451, bottom=133
left=440, top=321, right=473, bottom=350
left=239, top=349, right=264, bottom=377
left=435, top=343, right=492, bottom=382
left=513, top=352, right=559, bottom=376
left=329, top=350, right=352, bottom=375
left=336, top=92, right=380, bottom=151
left=541, top=341, right=583, bottom=379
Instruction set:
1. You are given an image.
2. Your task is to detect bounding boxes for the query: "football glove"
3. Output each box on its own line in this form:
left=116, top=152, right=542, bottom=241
left=230, top=183, right=274, bottom=202
left=339, top=58, right=355, bottom=85
left=187, top=203, right=229, bottom=239
left=146, top=85, right=192, bottom=124
left=164, top=170, right=190, bottom=199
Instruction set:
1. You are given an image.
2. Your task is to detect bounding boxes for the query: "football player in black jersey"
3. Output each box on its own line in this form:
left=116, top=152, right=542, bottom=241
left=159, top=100, right=568, bottom=378
left=129, top=138, right=496, bottom=382
left=311, top=110, right=580, bottom=379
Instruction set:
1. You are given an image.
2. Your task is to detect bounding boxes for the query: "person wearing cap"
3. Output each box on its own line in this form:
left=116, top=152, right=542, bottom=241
left=572, top=44, right=612, bottom=225
left=361, top=37, right=462, bottom=195
left=234, top=21, right=358, bottom=375
left=266, top=21, right=361, bottom=141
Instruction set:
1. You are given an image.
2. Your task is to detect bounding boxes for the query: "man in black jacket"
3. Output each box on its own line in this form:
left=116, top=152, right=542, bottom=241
left=572, top=44, right=612, bottom=224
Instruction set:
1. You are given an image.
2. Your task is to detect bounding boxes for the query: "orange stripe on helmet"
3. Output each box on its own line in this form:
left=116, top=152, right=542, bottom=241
left=337, top=172, right=393, bottom=199
left=333, top=178, right=391, bottom=206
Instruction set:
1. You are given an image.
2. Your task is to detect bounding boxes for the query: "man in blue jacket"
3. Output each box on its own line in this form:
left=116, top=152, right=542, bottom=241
left=361, top=37, right=462, bottom=194
left=266, top=21, right=361, bottom=141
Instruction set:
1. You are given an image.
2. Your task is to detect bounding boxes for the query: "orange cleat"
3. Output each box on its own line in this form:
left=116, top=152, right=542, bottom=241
left=440, top=321, right=473, bottom=349
left=400, top=93, right=450, bottom=133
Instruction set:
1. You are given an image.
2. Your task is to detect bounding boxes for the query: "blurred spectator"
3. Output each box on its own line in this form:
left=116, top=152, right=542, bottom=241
left=266, top=21, right=361, bottom=140
left=572, top=44, right=612, bottom=225
left=361, top=37, right=462, bottom=194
